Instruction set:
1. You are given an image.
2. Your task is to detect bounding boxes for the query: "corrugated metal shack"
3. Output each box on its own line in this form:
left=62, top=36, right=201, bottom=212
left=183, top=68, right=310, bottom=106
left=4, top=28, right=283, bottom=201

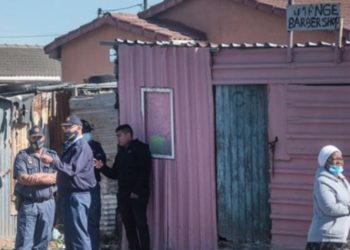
left=0, top=82, right=119, bottom=240
left=0, top=83, right=71, bottom=240
left=115, top=39, right=350, bottom=250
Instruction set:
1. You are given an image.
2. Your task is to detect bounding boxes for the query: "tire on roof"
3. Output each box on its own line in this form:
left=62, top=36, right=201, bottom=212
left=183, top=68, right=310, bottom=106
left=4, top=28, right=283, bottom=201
left=87, top=74, right=116, bottom=84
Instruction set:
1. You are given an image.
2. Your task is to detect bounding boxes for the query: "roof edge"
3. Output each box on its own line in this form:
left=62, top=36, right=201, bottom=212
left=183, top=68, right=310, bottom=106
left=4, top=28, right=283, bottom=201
left=138, top=0, right=184, bottom=19
left=44, top=12, right=196, bottom=60
left=114, top=38, right=350, bottom=49
left=44, top=14, right=110, bottom=58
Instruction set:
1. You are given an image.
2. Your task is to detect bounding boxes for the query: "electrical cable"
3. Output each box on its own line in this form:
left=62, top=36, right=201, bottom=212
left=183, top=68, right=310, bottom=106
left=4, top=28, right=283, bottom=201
left=0, top=34, right=61, bottom=39
left=102, top=3, right=143, bottom=12
left=0, top=3, right=145, bottom=39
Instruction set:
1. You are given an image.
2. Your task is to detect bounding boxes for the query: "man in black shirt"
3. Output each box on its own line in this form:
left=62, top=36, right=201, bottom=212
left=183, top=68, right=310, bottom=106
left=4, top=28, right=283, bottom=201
left=96, top=124, right=151, bottom=250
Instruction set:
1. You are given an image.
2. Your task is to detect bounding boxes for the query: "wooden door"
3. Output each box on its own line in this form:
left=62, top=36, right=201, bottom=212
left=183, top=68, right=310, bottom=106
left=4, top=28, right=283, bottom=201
left=215, top=85, right=270, bottom=245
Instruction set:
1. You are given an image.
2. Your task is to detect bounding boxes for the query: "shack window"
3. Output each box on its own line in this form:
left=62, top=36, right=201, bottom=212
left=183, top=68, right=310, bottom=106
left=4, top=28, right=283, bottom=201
left=141, top=87, right=175, bottom=159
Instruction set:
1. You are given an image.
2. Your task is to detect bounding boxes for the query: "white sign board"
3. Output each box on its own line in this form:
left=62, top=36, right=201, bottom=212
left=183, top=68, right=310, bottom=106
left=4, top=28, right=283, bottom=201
left=287, top=3, right=340, bottom=31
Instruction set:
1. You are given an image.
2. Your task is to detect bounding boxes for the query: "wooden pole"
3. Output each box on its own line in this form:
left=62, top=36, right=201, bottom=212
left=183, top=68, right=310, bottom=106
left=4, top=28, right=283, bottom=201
left=335, top=18, right=344, bottom=63
left=143, top=0, right=147, bottom=10
left=287, top=0, right=294, bottom=63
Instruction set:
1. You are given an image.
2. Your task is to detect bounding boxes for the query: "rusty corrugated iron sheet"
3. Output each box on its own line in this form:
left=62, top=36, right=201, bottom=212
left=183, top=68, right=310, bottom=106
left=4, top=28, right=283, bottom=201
left=49, top=90, right=71, bottom=155
left=0, top=89, right=70, bottom=240
left=0, top=98, right=16, bottom=239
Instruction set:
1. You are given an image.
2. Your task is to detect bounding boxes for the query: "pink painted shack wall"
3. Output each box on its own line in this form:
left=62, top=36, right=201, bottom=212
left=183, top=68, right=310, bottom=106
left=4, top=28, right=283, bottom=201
left=212, top=44, right=350, bottom=249
left=154, top=0, right=336, bottom=44
left=119, top=41, right=350, bottom=249
left=118, top=44, right=217, bottom=249
left=60, top=25, right=150, bottom=83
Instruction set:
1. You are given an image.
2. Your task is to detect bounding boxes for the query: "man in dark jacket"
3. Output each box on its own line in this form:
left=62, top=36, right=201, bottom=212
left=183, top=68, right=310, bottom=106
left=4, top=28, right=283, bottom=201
left=81, top=119, right=106, bottom=250
left=41, top=115, right=96, bottom=250
left=96, top=124, right=152, bottom=250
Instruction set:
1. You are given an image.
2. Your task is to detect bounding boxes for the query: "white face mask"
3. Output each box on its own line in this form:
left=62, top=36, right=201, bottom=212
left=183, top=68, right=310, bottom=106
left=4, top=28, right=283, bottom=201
left=82, top=133, right=92, bottom=142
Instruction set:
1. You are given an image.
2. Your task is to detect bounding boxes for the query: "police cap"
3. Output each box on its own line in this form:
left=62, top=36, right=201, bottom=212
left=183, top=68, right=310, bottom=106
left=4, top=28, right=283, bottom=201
left=61, top=115, right=82, bottom=127
left=28, top=125, right=44, bottom=137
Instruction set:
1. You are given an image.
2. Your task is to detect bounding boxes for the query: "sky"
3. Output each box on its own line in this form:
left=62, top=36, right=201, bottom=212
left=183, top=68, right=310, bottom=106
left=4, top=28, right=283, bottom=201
left=0, top=0, right=163, bottom=46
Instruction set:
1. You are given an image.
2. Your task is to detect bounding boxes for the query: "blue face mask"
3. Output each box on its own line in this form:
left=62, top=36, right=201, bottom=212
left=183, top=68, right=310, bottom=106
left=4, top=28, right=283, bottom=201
left=82, top=133, right=92, bottom=142
left=328, top=165, right=344, bottom=176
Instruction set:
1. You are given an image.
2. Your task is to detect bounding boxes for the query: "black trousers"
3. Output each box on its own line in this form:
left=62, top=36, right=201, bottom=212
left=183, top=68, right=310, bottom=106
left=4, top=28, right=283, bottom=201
left=306, top=242, right=350, bottom=250
left=119, top=195, right=150, bottom=250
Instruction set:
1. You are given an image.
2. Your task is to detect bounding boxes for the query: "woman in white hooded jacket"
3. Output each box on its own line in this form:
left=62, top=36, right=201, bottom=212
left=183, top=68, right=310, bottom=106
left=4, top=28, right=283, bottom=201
left=306, top=145, right=350, bottom=250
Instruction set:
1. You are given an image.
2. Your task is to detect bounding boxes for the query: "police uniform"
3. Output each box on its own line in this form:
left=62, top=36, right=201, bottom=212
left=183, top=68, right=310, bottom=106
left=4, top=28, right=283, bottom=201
left=13, top=148, right=57, bottom=250
left=52, top=136, right=96, bottom=250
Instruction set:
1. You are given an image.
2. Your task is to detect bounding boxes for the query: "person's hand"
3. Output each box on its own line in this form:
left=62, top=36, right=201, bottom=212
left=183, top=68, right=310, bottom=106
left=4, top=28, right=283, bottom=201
left=94, top=159, right=104, bottom=169
left=41, top=154, right=53, bottom=164
left=48, top=173, right=57, bottom=185
left=130, top=192, right=139, bottom=199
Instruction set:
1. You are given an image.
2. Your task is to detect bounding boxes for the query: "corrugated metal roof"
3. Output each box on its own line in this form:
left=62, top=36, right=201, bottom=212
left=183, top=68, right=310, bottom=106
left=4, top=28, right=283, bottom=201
left=0, top=44, right=61, bottom=80
left=0, top=76, right=61, bottom=82
left=114, top=38, right=350, bottom=48
left=0, top=82, right=117, bottom=97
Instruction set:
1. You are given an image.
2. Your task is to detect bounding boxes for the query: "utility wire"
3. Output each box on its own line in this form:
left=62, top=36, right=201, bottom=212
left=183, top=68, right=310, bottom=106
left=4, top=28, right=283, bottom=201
left=0, top=34, right=61, bottom=39
left=0, top=3, right=145, bottom=39
left=97, top=3, right=143, bottom=16
left=102, top=3, right=143, bottom=12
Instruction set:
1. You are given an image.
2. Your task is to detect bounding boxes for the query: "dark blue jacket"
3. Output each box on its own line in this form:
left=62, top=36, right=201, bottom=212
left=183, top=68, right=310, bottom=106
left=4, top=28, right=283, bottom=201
left=13, top=147, right=57, bottom=200
left=53, top=137, right=96, bottom=194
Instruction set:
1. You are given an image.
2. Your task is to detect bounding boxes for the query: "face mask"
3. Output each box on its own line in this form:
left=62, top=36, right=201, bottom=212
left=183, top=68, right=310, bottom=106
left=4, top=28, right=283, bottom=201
left=64, top=131, right=78, bottom=142
left=328, top=165, right=344, bottom=176
left=83, top=133, right=92, bottom=142
left=30, top=140, right=44, bottom=150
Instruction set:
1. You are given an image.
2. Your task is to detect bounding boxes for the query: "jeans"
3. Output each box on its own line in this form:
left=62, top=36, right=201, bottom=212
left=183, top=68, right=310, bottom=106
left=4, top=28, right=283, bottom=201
left=60, top=192, right=91, bottom=250
left=15, top=199, right=55, bottom=250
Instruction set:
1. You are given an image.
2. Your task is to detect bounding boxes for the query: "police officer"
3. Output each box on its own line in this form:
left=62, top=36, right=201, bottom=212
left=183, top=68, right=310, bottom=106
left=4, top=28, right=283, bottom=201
left=41, top=115, right=96, bottom=250
left=13, top=125, right=57, bottom=250
left=81, top=119, right=106, bottom=250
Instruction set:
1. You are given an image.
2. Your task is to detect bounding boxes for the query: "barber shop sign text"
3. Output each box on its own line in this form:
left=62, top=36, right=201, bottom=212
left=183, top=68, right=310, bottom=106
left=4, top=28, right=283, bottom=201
left=287, top=3, right=340, bottom=31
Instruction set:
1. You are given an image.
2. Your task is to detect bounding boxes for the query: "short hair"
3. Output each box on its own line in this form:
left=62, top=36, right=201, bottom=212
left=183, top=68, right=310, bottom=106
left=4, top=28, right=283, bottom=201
left=115, top=124, right=133, bottom=137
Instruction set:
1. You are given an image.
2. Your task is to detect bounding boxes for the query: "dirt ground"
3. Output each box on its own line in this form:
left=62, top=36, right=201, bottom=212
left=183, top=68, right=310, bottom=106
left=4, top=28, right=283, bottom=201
left=0, top=235, right=119, bottom=250
left=0, top=238, right=13, bottom=250
left=0, top=239, right=65, bottom=250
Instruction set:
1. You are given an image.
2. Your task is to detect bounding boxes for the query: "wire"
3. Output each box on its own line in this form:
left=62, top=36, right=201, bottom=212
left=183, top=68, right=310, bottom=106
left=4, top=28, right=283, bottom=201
left=0, top=34, right=61, bottom=39
left=0, top=3, right=144, bottom=39
left=98, top=3, right=144, bottom=16
left=102, top=3, right=143, bottom=12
